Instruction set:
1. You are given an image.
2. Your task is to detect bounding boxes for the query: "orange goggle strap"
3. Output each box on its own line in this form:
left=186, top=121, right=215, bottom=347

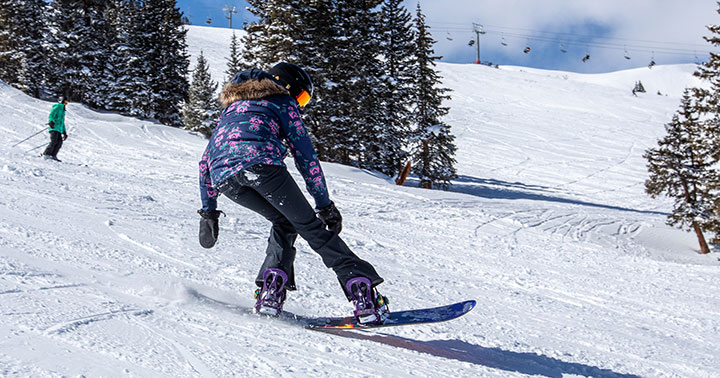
left=295, top=89, right=311, bottom=108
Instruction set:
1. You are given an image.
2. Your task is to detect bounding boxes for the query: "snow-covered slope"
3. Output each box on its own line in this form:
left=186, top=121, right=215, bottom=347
left=185, top=25, right=245, bottom=85
left=0, top=25, right=718, bottom=377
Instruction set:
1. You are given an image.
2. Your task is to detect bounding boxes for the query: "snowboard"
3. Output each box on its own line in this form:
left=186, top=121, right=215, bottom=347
left=302, top=300, right=476, bottom=330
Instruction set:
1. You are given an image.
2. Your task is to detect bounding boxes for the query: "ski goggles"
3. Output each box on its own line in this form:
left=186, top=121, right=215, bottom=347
left=295, top=90, right=311, bottom=108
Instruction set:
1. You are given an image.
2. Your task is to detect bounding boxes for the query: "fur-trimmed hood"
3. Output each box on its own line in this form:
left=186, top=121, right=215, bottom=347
left=220, top=68, right=290, bottom=108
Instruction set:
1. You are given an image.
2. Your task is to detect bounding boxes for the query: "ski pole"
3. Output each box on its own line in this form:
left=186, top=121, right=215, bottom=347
left=26, top=142, right=48, bottom=154
left=11, top=127, right=47, bottom=148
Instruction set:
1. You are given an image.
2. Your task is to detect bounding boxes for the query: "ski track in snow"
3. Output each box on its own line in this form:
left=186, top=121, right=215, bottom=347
left=0, top=26, right=719, bottom=377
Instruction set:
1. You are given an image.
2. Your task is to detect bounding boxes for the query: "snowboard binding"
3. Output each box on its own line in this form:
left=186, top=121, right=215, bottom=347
left=345, top=277, right=390, bottom=325
left=254, top=268, right=288, bottom=316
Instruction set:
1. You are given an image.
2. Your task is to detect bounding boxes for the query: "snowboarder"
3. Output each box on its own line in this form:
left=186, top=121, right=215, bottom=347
left=42, top=97, right=68, bottom=161
left=196, top=62, right=389, bottom=324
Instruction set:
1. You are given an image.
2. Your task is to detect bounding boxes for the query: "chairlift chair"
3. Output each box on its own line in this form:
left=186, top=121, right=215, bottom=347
left=648, top=51, right=656, bottom=69
left=624, top=46, right=631, bottom=60
left=581, top=46, right=590, bottom=62
left=559, top=42, right=567, bottom=53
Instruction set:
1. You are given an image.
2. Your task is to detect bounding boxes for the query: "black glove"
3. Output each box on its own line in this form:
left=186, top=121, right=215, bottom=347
left=198, top=209, right=225, bottom=248
left=316, top=201, right=342, bottom=234
left=62, top=132, right=67, bottom=141
left=48, top=121, right=55, bottom=128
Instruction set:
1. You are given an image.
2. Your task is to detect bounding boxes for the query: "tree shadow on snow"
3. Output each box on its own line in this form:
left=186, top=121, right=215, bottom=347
left=316, top=329, right=641, bottom=378
left=449, top=175, right=666, bottom=217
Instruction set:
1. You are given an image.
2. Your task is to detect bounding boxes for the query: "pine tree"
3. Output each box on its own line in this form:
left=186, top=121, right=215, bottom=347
left=288, top=1, right=336, bottom=159
left=237, top=0, right=434, bottom=178
left=0, top=1, right=23, bottom=87
left=690, top=1, right=720, bottom=245
left=140, top=0, right=189, bottom=126
left=183, top=51, right=219, bottom=137
left=82, top=2, right=113, bottom=109
left=305, top=1, right=358, bottom=164
left=409, top=3, right=457, bottom=190
left=693, top=3, right=720, bottom=111
left=99, top=0, right=134, bottom=112
left=340, top=0, right=386, bottom=171
left=46, top=0, right=109, bottom=102
left=242, top=0, right=296, bottom=69
left=311, top=0, right=387, bottom=167
left=116, top=0, right=155, bottom=118
left=0, top=0, right=50, bottom=98
left=370, top=0, right=415, bottom=176
left=644, top=91, right=720, bottom=254
left=224, top=32, right=243, bottom=85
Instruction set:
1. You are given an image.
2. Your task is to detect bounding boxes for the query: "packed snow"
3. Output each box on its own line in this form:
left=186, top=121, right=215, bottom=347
left=0, top=25, right=718, bottom=377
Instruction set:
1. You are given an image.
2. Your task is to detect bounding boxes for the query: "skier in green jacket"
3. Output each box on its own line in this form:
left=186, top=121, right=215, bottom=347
left=42, top=97, right=68, bottom=161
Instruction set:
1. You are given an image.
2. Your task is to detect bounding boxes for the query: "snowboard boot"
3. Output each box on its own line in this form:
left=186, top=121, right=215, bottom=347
left=254, top=268, right=288, bottom=316
left=345, top=277, right=390, bottom=325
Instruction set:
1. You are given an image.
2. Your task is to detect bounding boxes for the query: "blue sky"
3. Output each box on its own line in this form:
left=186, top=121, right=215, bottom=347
left=176, top=0, right=718, bottom=73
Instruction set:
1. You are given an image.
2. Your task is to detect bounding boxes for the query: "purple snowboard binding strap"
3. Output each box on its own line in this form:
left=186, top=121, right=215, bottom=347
left=255, top=268, right=288, bottom=316
left=345, top=277, right=389, bottom=325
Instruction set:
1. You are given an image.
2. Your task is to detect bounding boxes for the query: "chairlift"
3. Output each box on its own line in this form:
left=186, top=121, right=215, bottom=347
left=581, top=46, right=590, bottom=62
left=524, top=46, right=531, bottom=54
left=694, top=51, right=701, bottom=65
left=624, top=46, right=631, bottom=60
left=523, top=39, right=531, bottom=54
left=559, top=42, right=567, bottom=54
left=206, top=17, right=212, bottom=25
left=468, top=39, right=475, bottom=47
left=648, top=51, right=656, bottom=69
left=501, top=33, right=508, bottom=47
left=446, top=31, right=453, bottom=41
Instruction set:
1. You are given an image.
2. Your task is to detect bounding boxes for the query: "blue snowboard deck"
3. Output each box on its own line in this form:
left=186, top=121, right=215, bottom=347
left=303, top=300, right=476, bottom=330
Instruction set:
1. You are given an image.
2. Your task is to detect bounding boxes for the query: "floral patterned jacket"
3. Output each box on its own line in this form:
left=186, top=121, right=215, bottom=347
left=199, top=69, right=329, bottom=211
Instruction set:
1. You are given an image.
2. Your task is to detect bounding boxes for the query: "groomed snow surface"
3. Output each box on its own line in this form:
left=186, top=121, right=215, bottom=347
left=1, top=26, right=719, bottom=377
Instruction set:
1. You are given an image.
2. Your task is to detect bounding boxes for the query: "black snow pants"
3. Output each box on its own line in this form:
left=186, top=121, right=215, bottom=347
left=42, top=130, right=63, bottom=157
left=217, top=164, right=383, bottom=299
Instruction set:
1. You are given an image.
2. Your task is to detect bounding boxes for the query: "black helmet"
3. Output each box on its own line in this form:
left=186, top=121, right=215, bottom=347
left=268, top=62, right=313, bottom=106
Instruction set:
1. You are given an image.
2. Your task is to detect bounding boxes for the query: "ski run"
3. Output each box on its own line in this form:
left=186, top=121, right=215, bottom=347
left=0, top=25, right=718, bottom=377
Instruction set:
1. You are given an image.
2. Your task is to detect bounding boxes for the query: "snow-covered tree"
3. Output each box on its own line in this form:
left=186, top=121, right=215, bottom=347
left=140, top=0, right=189, bottom=126
left=0, top=1, right=23, bottom=87
left=98, top=0, right=135, bottom=112
left=224, top=32, right=243, bottom=85
left=370, top=0, right=415, bottom=177
left=46, top=0, right=110, bottom=103
left=0, top=0, right=49, bottom=98
left=644, top=91, right=720, bottom=254
left=237, top=1, right=454, bottom=182
left=287, top=1, right=336, bottom=159
left=691, top=2, right=720, bottom=245
left=409, top=3, right=457, bottom=190
left=334, top=0, right=386, bottom=169
left=242, top=0, right=296, bottom=69
left=183, top=51, right=219, bottom=138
